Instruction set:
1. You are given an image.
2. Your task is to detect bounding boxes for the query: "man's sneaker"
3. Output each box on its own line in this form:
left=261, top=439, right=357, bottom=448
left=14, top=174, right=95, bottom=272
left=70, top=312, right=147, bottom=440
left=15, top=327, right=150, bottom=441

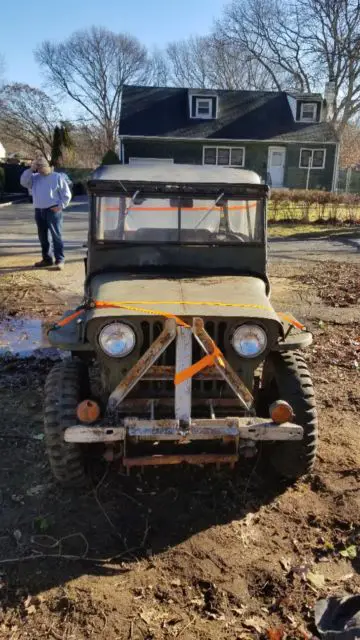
left=55, top=262, right=65, bottom=271
left=34, top=259, right=53, bottom=268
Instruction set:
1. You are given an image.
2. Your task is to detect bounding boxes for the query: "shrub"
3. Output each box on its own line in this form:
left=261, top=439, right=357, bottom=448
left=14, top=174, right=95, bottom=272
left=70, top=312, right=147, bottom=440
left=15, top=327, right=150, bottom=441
left=0, top=166, right=4, bottom=194
left=269, top=189, right=360, bottom=224
left=101, top=150, right=120, bottom=165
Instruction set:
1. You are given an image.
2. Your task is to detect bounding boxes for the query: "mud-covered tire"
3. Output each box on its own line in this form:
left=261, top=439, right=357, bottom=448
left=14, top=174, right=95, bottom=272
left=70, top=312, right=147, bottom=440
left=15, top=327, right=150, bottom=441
left=44, top=360, right=89, bottom=486
left=259, top=351, right=318, bottom=480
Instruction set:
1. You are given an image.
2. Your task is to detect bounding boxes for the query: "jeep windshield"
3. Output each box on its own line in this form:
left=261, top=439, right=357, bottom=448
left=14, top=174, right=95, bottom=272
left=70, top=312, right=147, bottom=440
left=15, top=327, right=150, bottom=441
left=95, top=194, right=264, bottom=244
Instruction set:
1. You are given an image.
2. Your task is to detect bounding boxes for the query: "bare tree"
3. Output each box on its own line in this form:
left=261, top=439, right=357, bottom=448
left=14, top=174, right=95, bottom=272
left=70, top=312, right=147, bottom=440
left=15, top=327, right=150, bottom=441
left=166, top=37, right=211, bottom=88
left=339, top=123, right=360, bottom=167
left=36, top=27, right=150, bottom=151
left=300, top=0, right=360, bottom=128
left=0, top=83, right=61, bottom=158
left=165, top=34, right=276, bottom=90
left=149, top=48, right=170, bottom=86
left=219, top=0, right=360, bottom=129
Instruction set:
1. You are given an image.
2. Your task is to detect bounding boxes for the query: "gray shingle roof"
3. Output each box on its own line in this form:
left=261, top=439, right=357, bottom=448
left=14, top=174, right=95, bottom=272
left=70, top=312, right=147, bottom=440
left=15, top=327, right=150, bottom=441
left=120, top=86, right=338, bottom=144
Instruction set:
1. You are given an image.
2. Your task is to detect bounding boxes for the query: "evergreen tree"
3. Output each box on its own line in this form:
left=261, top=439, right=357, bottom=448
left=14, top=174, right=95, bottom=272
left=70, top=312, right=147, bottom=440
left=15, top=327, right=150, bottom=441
left=51, top=125, right=63, bottom=167
left=101, top=149, right=120, bottom=165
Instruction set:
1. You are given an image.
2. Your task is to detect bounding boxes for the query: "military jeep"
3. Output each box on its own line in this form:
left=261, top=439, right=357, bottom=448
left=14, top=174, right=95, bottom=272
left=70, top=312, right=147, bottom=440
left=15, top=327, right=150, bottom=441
left=45, top=164, right=317, bottom=485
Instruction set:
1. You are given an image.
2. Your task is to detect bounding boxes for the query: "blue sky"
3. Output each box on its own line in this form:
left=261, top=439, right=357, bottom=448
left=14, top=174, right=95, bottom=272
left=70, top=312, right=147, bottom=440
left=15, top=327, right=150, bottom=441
left=1, top=0, right=227, bottom=88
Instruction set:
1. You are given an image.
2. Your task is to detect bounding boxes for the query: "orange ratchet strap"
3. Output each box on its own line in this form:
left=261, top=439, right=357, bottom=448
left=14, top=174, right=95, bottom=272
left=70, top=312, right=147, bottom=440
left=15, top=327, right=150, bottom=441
left=55, top=308, right=86, bottom=327
left=53, top=301, right=306, bottom=332
left=174, top=344, right=225, bottom=386
left=277, top=312, right=305, bottom=331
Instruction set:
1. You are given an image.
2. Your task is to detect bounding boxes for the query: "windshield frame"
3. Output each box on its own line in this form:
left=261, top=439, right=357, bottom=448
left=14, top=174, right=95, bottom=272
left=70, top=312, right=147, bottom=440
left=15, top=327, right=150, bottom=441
left=91, top=191, right=267, bottom=247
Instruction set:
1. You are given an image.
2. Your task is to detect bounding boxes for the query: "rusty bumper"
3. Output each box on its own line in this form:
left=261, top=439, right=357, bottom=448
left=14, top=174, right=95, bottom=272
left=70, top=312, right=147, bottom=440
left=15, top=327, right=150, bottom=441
left=64, top=417, right=303, bottom=444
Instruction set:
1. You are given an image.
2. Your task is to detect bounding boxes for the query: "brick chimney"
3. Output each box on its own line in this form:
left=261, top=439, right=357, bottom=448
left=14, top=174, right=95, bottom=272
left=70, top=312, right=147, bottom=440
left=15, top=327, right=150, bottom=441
left=324, top=80, right=336, bottom=121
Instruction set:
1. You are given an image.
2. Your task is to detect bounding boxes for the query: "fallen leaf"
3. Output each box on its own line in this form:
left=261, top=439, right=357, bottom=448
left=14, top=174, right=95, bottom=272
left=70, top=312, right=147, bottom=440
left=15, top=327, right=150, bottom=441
left=243, top=616, right=266, bottom=633
left=26, top=605, right=36, bottom=615
left=306, top=571, right=325, bottom=589
left=32, top=433, right=45, bottom=441
left=339, top=545, right=357, bottom=559
left=323, top=541, right=335, bottom=551
left=206, top=612, right=225, bottom=621
left=24, top=595, right=32, bottom=609
left=267, top=629, right=284, bottom=640
left=336, top=572, right=354, bottom=582
left=26, top=485, right=46, bottom=497
left=190, top=597, right=204, bottom=608
left=280, top=557, right=292, bottom=572
left=293, top=562, right=312, bottom=579
left=140, top=610, right=156, bottom=625
left=13, top=529, right=22, bottom=544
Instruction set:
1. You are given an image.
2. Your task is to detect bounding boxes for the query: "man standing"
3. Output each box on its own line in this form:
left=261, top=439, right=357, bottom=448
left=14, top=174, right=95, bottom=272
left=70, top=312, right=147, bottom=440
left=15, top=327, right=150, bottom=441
left=20, top=158, right=72, bottom=270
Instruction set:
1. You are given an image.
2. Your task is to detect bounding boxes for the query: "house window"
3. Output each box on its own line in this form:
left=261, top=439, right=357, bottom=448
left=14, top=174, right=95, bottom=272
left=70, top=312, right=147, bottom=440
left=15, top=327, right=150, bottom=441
left=203, top=147, right=217, bottom=165
left=203, top=146, right=245, bottom=167
left=195, top=98, right=212, bottom=119
left=299, top=148, right=326, bottom=169
left=300, top=102, right=318, bottom=122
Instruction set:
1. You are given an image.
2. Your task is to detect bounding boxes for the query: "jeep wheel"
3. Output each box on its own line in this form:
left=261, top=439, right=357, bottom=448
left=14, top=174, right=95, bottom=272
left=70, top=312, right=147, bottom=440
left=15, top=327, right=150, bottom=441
left=44, top=360, right=90, bottom=486
left=259, top=351, right=318, bottom=480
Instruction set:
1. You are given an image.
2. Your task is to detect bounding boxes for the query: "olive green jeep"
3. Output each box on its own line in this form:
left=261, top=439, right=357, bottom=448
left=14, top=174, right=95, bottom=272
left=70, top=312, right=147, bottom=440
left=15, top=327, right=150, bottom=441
left=44, top=164, right=317, bottom=485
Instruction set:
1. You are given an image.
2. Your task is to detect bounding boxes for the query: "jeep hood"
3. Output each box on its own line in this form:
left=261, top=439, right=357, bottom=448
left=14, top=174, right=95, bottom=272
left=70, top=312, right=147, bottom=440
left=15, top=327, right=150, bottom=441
left=87, top=272, right=280, bottom=323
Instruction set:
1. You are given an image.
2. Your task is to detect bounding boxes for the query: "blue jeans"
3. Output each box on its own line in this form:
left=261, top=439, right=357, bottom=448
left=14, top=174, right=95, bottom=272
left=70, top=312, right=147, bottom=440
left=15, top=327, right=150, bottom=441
left=35, top=208, right=64, bottom=263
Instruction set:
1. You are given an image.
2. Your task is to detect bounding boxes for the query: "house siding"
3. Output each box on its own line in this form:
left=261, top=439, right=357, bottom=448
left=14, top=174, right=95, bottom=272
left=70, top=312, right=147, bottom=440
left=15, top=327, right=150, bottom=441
left=123, top=139, right=337, bottom=191
left=285, top=143, right=336, bottom=190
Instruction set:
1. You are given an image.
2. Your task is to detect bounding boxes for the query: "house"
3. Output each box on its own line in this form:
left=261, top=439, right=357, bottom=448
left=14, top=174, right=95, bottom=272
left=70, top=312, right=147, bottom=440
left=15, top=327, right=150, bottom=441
left=119, top=83, right=339, bottom=191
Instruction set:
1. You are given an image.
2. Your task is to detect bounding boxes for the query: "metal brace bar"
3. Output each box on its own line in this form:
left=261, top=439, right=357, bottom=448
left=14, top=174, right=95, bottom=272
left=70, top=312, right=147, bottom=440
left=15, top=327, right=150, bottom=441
left=192, top=317, right=254, bottom=413
left=107, top=318, right=177, bottom=411
left=175, top=326, right=192, bottom=422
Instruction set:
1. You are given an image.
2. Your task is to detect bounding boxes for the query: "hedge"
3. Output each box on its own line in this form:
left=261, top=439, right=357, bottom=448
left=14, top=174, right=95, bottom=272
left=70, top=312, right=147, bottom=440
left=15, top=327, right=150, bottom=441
left=269, top=189, right=360, bottom=223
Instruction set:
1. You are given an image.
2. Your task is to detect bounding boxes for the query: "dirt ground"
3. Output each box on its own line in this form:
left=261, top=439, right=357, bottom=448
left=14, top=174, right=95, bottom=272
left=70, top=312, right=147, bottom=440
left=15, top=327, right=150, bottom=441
left=0, top=256, right=359, bottom=640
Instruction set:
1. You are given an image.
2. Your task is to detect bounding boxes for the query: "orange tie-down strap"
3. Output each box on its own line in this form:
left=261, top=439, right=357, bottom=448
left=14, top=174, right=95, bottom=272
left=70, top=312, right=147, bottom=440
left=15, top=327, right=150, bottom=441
left=54, top=300, right=306, bottom=332
left=174, top=345, right=225, bottom=386
left=53, top=301, right=305, bottom=386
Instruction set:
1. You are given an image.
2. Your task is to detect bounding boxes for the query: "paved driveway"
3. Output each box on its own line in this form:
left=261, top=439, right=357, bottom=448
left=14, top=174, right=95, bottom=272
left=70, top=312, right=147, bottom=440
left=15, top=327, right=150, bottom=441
left=0, top=197, right=359, bottom=264
left=0, top=197, right=88, bottom=258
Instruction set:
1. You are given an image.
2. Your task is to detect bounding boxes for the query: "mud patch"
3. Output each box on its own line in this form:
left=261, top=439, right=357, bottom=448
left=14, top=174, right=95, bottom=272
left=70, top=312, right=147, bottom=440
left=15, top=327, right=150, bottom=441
left=0, top=317, right=50, bottom=357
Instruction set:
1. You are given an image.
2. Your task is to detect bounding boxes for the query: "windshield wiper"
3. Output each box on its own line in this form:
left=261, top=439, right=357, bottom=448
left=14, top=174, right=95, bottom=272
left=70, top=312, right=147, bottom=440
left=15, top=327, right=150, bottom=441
left=194, top=192, right=224, bottom=229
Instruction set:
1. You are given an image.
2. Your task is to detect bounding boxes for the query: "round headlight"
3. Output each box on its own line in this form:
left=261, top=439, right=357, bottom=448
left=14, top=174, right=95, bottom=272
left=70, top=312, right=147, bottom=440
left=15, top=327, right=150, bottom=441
left=231, top=324, right=267, bottom=358
left=98, top=323, right=136, bottom=358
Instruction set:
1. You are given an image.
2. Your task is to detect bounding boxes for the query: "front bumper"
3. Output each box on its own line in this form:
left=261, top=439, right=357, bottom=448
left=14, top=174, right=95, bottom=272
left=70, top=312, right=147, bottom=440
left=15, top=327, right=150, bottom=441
left=64, top=417, right=303, bottom=469
left=64, top=417, right=303, bottom=444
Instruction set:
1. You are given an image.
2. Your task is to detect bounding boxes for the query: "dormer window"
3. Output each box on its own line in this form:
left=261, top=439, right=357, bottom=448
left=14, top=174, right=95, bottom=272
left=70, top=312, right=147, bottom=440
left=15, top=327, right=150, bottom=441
left=300, top=102, right=318, bottom=122
left=189, top=93, right=217, bottom=119
left=196, top=98, right=212, bottom=119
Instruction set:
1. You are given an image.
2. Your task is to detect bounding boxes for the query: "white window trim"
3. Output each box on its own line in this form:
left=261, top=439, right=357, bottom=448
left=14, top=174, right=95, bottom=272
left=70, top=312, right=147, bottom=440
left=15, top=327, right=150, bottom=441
left=195, top=98, right=213, bottom=119
left=299, top=148, right=326, bottom=170
left=203, top=146, right=245, bottom=167
left=299, top=102, right=318, bottom=122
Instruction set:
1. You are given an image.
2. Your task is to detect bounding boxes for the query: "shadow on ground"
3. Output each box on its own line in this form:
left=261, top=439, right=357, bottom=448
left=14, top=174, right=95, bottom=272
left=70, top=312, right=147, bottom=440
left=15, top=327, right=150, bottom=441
left=0, top=357, right=288, bottom=605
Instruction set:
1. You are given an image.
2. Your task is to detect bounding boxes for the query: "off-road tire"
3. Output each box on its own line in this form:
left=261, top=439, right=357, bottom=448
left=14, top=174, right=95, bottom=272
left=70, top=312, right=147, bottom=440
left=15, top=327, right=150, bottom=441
left=44, top=360, right=90, bottom=486
left=259, top=350, right=318, bottom=480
